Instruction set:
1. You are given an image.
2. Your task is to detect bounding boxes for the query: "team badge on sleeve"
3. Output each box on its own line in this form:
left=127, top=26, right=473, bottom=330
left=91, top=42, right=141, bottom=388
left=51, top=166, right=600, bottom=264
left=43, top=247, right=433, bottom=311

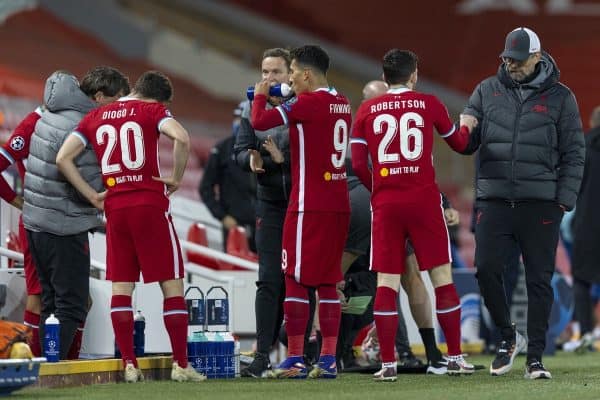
left=10, top=136, right=25, bottom=151
left=281, top=97, right=298, bottom=112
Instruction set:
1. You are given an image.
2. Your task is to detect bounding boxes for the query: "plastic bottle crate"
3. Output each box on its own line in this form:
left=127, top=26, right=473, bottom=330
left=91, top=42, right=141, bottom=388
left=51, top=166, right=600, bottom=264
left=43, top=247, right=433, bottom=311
left=187, top=333, right=238, bottom=379
left=0, top=358, right=45, bottom=395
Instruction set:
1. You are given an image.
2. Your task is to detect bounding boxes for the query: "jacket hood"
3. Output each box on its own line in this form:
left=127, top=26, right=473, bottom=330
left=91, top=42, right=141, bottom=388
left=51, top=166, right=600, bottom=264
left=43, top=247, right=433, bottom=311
left=497, top=51, right=559, bottom=91
left=44, top=71, right=96, bottom=114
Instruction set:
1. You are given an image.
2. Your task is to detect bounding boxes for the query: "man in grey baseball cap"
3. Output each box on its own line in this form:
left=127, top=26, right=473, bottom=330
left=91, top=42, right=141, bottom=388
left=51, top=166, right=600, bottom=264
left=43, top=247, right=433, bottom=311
left=500, top=27, right=541, bottom=61
left=457, top=26, right=585, bottom=380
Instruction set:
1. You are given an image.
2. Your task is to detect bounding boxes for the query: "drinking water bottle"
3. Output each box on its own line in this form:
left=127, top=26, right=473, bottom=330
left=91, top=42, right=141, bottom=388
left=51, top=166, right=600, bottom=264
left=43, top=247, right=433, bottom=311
left=246, top=83, right=291, bottom=100
left=44, top=314, right=60, bottom=362
left=133, top=310, right=145, bottom=357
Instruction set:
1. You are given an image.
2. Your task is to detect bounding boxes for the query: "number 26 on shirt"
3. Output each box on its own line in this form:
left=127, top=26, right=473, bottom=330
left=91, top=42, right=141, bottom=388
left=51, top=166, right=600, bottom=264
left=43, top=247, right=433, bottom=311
left=96, top=122, right=146, bottom=174
left=375, top=112, right=423, bottom=164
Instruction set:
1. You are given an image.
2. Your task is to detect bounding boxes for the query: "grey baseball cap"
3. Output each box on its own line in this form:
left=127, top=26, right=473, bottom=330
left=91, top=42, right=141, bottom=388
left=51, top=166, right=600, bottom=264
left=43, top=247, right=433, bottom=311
left=500, top=27, right=541, bottom=61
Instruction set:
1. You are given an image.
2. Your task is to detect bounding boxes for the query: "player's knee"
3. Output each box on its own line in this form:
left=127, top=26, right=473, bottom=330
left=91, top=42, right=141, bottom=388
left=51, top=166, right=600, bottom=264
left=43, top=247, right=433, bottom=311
left=377, top=272, right=400, bottom=290
left=428, top=263, right=452, bottom=288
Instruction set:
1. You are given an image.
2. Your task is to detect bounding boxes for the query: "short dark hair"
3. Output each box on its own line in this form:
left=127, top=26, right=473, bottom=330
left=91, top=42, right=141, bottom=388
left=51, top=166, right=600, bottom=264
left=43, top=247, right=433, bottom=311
left=80, top=66, right=130, bottom=98
left=290, top=45, right=329, bottom=75
left=382, top=49, right=418, bottom=85
left=134, top=71, right=173, bottom=103
left=262, top=48, right=291, bottom=71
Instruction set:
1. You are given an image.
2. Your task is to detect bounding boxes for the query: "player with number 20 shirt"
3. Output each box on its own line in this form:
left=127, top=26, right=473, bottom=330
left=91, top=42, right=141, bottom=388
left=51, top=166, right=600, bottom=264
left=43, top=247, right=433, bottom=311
left=72, top=98, right=183, bottom=283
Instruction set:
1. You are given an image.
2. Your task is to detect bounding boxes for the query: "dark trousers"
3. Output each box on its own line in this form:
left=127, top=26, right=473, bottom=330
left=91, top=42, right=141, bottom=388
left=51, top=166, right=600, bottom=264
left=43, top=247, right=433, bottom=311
left=254, top=199, right=287, bottom=355
left=573, top=277, right=594, bottom=335
left=474, top=201, right=562, bottom=360
left=27, top=230, right=90, bottom=359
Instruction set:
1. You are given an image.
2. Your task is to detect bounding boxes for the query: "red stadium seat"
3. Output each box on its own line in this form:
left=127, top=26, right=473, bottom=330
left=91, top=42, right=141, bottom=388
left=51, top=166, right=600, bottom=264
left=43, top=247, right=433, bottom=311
left=226, top=227, right=258, bottom=263
left=186, top=223, right=249, bottom=271
left=186, top=223, right=221, bottom=269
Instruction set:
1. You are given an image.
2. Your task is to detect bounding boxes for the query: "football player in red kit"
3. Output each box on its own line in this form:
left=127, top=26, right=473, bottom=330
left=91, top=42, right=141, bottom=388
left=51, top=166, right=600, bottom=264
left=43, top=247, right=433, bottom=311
left=56, top=71, right=205, bottom=383
left=251, top=45, right=351, bottom=379
left=0, top=108, right=42, bottom=356
left=351, top=49, right=477, bottom=381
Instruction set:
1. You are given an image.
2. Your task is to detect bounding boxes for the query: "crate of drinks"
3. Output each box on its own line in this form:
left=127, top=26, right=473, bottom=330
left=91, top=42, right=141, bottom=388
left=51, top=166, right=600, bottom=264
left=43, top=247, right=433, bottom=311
left=187, top=331, right=239, bottom=379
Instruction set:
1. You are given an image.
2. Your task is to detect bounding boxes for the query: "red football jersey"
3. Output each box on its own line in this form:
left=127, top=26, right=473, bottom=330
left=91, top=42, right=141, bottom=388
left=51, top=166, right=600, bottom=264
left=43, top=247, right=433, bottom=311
left=0, top=108, right=42, bottom=203
left=73, top=99, right=173, bottom=213
left=351, top=88, right=455, bottom=206
left=0, top=108, right=42, bottom=181
left=252, top=88, right=351, bottom=213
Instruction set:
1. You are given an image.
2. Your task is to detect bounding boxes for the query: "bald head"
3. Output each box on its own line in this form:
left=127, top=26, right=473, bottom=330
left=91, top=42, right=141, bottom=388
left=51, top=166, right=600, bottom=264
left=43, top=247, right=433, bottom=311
left=362, top=80, right=388, bottom=101
left=590, top=106, right=600, bottom=129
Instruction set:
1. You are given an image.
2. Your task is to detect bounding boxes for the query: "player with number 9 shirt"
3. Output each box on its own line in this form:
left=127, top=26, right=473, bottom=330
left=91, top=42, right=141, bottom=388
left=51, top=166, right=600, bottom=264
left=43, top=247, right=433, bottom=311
left=350, top=49, right=476, bottom=380
left=251, top=45, right=350, bottom=379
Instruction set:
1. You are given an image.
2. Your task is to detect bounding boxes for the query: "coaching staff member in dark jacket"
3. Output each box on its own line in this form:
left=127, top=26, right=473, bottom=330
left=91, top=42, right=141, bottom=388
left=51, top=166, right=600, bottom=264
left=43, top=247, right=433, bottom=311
left=199, top=101, right=256, bottom=251
left=459, top=27, right=584, bottom=379
left=233, top=48, right=292, bottom=377
left=571, top=106, right=600, bottom=344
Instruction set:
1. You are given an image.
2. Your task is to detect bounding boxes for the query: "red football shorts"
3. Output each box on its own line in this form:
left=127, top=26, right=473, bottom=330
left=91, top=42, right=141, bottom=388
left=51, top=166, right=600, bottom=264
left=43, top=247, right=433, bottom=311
left=19, top=217, right=41, bottom=295
left=371, top=194, right=451, bottom=274
left=105, top=206, right=184, bottom=283
left=282, top=211, right=349, bottom=287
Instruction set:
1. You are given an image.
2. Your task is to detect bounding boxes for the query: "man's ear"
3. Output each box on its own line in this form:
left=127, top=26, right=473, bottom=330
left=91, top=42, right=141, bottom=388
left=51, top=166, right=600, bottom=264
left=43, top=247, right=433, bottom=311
left=93, top=91, right=105, bottom=103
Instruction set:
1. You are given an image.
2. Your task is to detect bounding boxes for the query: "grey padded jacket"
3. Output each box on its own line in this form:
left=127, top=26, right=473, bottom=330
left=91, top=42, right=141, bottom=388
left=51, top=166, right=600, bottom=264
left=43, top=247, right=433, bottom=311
left=23, top=71, right=103, bottom=235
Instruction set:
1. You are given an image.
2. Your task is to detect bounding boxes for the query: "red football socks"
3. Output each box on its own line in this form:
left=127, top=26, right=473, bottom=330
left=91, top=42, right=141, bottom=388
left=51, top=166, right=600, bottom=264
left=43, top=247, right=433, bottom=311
left=284, top=276, right=310, bottom=357
left=111, top=295, right=136, bottom=367
left=317, top=285, right=341, bottom=357
left=435, top=283, right=462, bottom=356
left=164, top=296, right=189, bottom=368
left=373, top=286, right=398, bottom=363
left=23, top=310, right=41, bottom=357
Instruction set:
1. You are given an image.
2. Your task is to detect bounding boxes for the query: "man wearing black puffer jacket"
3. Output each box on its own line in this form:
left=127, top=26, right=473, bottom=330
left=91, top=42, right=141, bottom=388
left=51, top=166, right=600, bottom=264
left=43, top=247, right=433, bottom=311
left=459, top=27, right=584, bottom=380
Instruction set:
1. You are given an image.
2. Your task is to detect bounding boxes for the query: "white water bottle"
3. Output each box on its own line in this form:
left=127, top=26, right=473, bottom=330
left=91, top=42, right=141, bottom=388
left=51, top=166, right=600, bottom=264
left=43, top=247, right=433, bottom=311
left=44, top=314, right=60, bottom=362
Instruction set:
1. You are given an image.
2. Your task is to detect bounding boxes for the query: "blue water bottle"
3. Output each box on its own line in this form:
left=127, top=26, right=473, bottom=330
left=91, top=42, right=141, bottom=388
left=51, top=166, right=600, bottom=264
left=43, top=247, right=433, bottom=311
left=246, top=83, right=291, bottom=100
left=133, top=310, right=145, bottom=357
left=214, top=332, right=225, bottom=378
left=44, top=314, right=60, bottom=362
left=222, top=332, right=236, bottom=378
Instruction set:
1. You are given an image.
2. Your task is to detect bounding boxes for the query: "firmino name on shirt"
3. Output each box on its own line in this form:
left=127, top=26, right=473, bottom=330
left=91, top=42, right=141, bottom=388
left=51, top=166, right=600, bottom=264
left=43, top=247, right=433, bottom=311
left=370, top=99, right=426, bottom=114
left=329, top=104, right=352, bottom=114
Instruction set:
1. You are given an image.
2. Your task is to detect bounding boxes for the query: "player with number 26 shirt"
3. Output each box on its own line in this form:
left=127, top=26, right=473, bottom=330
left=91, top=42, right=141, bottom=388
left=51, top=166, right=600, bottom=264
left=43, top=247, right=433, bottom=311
left=350, top=49, right=475, bottom=379
left=351, top=83, right=470, bottom=273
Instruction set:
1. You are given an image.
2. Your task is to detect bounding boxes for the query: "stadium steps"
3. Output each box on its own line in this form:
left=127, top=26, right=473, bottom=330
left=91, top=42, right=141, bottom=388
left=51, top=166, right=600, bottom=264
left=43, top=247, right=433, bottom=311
left=118, top=0, right=366, bottom=107
left=34, top=356, right=174, bottom=388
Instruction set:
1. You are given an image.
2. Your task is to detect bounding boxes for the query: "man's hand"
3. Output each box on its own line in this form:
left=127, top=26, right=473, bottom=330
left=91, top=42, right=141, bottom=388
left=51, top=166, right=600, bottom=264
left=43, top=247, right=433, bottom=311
left=152, top=176, right=181, bottom=196
left=444, top=207, right=460, bottom=226
left=268, top=96, right=284, bottom=106
left=90, top=190, right=107, bottom=211
left=254, top=79, right=271, bottom=97
left=263, top=135, right=284, bottom=164
left=460, top=114, right=478, bottom=132
left=336, top=280, right=348, bottom=310
left=9, top=195, right=24, bottom=210
left=248, top=149, right=265, bottom=173
left=222, top=215, right=238, bottom=230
